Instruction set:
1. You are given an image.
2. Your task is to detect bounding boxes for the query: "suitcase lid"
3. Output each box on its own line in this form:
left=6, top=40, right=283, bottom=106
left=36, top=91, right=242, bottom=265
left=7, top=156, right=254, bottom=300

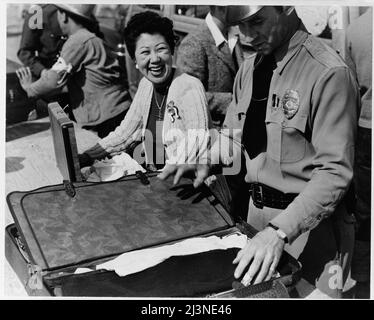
left=7, top=173, right=235, bottom=271
left=48, top=102, right=81, bottom=182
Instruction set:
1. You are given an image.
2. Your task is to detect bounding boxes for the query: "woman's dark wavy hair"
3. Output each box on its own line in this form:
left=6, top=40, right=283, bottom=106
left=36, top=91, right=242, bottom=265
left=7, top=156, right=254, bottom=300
left=124, top=11, right=177, bottom=60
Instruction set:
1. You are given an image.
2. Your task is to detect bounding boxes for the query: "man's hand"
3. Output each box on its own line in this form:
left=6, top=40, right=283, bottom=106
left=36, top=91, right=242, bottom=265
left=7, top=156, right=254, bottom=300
left=16, top=66, right=33, bottom=93
left=233, top=227, right=285, bottom=286
left=157, top=163, right=210, bottom=188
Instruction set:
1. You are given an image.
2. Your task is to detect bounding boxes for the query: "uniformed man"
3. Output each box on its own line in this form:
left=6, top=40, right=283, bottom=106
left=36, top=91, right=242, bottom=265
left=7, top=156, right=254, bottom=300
left=16, top=4, right=132, bottom=138
left=159, top=6, right=359, bottom=298
left=18, top=4, right=66, bottom=79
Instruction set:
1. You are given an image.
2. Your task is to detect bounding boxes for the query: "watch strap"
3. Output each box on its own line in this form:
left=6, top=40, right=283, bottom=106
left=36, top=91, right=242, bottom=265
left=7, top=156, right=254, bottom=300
left=268, top=223, right=288, bottom=243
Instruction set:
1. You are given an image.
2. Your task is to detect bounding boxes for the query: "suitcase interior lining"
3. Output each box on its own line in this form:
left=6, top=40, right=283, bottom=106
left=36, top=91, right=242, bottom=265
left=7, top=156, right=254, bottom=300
left=54, top=248, right=242, bottom=297
left=17, top=176, right=234, bottom=270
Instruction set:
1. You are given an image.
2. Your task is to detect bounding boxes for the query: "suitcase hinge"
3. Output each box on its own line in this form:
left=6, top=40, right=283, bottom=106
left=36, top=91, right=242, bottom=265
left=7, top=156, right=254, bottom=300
left=63, top=180, right=76, bottom=197
left=135, top=171, right=150, bottom=185
left=27, top=264, right=43, bottom=290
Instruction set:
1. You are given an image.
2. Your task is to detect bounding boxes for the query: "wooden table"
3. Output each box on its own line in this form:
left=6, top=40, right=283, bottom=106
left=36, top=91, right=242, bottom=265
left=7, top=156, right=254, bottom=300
left=4, top=117, right=98, bottom=296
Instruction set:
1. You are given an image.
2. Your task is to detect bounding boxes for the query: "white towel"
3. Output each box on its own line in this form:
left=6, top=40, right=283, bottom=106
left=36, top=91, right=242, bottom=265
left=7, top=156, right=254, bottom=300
left=96, top=233, right=248, bottom=277
left=82, top=152, right=146, bottom=182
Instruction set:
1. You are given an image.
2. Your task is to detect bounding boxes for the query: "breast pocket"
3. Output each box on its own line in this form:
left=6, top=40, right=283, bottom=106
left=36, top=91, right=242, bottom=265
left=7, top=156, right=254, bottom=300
left=266, top=112, right=308, bottom=163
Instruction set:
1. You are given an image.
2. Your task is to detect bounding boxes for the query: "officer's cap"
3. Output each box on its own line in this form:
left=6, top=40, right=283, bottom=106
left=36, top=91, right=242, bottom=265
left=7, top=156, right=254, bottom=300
left=55, top=4, right=97, bottom=23
left=226, top=6, right=264, bottom=26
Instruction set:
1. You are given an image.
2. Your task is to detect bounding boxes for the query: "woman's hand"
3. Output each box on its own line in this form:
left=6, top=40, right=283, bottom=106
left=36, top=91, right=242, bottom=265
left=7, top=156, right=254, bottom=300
left=16, top=66, right=33, bottom=93
left=78, top=153, right=95, bottom=168
left=158, top=163, right=211, bottom=188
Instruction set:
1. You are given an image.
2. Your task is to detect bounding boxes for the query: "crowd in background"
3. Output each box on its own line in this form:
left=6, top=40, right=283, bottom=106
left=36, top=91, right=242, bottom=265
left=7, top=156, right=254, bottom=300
left=10, top=4, right=372, bottom=299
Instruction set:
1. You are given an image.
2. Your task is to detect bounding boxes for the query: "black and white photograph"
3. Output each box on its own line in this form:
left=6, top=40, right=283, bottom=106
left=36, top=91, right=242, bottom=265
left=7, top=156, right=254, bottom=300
left=2, top=0, right=372, bottom=302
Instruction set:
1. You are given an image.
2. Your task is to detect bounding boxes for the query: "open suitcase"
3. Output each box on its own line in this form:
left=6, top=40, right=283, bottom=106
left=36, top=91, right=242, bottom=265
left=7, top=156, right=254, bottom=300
left=5, top=104, right=301, bottom=298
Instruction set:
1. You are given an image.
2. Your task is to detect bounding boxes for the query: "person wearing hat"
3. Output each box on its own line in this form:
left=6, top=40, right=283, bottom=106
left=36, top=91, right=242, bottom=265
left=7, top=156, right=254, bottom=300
left=16, top=4, right=132, bottom=138
left=18, top=4, right=66, bottom=79
left=159, top=6, right=359, bottom=298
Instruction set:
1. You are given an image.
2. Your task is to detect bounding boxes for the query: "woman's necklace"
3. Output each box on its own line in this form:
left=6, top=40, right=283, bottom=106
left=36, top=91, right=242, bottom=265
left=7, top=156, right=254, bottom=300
left=154, top=87, right=168, bottom=120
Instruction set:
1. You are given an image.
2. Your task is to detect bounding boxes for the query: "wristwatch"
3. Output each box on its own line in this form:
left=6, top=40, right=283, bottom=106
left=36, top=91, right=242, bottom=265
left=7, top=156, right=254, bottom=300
left=267, top=223, right=288, bottom=243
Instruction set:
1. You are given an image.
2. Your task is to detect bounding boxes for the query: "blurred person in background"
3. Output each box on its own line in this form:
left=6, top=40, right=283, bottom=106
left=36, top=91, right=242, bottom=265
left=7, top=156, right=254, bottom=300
left=16, top=4, right=131, bottom=138
left=345, top=7, right=372, bottom=299
left=18, top=4, right=65, bottom=79
left=177, top=5, right=244, bottom=129
left=17, top=4, right=68, bottom=119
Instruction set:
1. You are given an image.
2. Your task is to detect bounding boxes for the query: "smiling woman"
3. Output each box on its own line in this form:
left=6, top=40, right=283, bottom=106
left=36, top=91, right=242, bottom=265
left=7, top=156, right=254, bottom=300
left=81, top=11, right=212, bottom=172
left=134, top=33, right=173, bottom=86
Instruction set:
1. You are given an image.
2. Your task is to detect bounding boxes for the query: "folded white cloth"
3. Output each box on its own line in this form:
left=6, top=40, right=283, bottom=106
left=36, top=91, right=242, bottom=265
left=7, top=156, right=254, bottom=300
left=82, top=152, right=146, bottom=182
left=96, top=233, right=248, bottom=277
left=74, top=267, right=94, bottom=274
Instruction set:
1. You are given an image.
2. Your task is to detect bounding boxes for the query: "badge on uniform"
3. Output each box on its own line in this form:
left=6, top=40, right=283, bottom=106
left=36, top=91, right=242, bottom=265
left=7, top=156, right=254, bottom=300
left=282, top=89, right=300, bottom=119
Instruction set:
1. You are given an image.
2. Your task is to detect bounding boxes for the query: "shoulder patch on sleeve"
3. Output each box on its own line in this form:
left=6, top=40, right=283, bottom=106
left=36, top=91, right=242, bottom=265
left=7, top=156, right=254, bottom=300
left=51, top=57, right=72, bottom=73
left=51, top=57, right=72, bottom=84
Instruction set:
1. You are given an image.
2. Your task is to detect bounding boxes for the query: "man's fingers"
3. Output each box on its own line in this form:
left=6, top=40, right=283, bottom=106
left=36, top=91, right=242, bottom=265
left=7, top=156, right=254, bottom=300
left=26, top=67, right=32, bottom=78
left=233, top=246, right=254, bottom=279
left=241, top=253, right=263, bottom=286
left=232, top=247, right=244, bottom=264
left=19, top=67, right=27, bottom=78
left=16, top=68, right=26, bottom=79
left=253, top=252, right=273, bottom=284
left=265, top=254, right=281, bottom=281
left=157, top=164, right=177, bottom=181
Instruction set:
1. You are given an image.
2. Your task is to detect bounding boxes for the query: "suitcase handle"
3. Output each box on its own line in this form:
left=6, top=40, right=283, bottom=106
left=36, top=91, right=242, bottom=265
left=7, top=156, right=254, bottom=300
left=63, top=180, right=76, bottom=198
left=135, top=171, right=150, bottom=185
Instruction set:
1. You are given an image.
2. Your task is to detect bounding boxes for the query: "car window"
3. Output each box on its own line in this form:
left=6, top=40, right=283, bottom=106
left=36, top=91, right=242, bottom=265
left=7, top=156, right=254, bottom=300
left=175, top=5, right=209, bottom=19
left=139, top=5, right=162, bottom=11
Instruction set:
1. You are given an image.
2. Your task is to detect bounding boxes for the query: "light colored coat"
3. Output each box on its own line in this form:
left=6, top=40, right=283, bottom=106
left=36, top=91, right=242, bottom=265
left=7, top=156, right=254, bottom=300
left=26, top=28, right=131, bottom=126
left=85, top=69, right=212, bottom=164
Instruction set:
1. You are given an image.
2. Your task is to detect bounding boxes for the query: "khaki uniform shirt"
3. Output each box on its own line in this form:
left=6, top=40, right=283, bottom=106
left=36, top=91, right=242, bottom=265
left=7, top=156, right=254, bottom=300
left=27, top=28, right=131, bottom=126
left=213, top=30, right=359, bottom=243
